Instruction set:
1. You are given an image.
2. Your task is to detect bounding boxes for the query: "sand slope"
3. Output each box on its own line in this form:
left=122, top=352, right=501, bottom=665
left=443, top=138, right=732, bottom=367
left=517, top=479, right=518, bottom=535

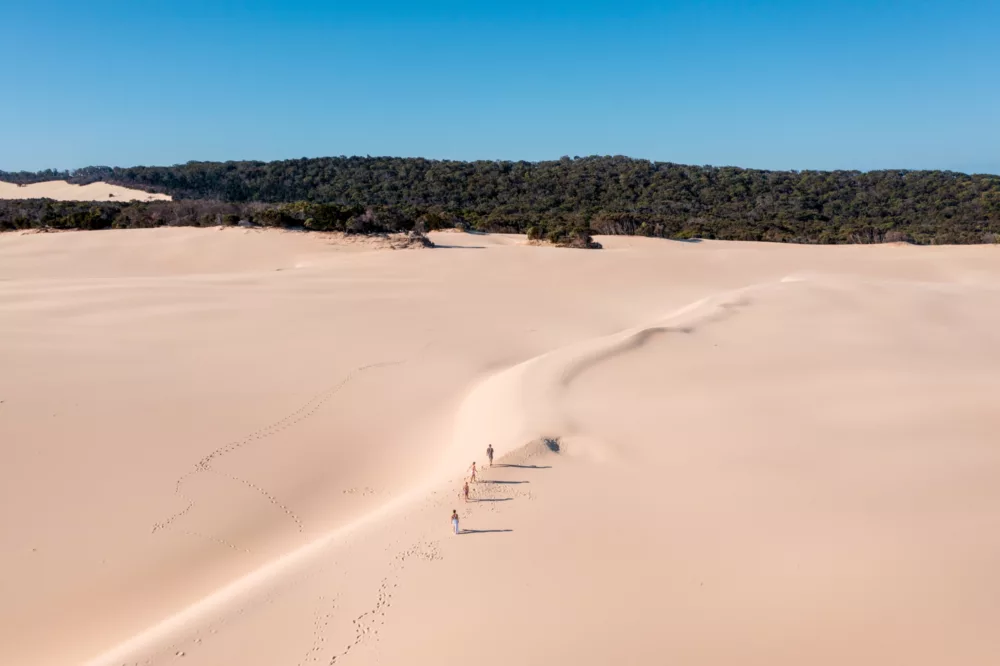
left=1, top=229, right=998, bottom=665
left=0, top=180, right=170, bottom=201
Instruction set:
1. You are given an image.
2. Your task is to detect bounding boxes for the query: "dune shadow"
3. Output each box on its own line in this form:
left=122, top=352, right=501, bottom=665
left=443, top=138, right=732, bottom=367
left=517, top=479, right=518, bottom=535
left=479, top=480, right=529, bottom=485
left=433, top=244, right=487, bottom=249
left=472, top=497, right=512, bottom=503
left=460, top=529, right=513, bottom=535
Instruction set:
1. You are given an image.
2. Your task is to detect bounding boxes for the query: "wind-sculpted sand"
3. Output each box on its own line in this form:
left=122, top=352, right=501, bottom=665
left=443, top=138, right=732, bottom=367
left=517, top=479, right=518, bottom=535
left=1, top=227, right=998, bottom=665
left=0, top=180, right=171, bottom=201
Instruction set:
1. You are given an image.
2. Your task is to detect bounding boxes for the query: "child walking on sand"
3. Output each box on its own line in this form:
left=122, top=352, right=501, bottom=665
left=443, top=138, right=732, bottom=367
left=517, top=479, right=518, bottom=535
left=468, top=461, right=477, bottom=482
left=463, top=481, right=470, bottom=502
left=451, top=510, right=460, bottom=535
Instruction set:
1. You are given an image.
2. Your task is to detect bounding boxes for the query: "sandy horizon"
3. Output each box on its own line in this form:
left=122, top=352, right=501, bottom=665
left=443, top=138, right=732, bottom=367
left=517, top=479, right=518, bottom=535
left=1, top=227, right=998, bottom=665
left=0, top=180, right=170, bottom=202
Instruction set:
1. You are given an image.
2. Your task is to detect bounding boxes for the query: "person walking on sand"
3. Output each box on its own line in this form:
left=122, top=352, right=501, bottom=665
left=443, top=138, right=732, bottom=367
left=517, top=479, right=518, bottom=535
left=468, top=461, right=477, bottom=482
left=451, top=509, right=460, bottom=535
left=463, top=480, right=470, bottom=502
left=486, top=444, right=494, bottom=467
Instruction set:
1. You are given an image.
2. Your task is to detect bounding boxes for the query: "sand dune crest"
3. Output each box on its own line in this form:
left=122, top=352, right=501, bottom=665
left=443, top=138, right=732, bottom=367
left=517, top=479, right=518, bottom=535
left=0, top=180, right=171, bottom=202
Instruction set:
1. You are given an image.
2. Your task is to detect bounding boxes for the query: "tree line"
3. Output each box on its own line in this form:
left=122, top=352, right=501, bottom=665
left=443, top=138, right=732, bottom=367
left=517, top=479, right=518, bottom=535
left=3, top=155, right=1000, bottom=244
left=0, top=199, right=599, bottom=247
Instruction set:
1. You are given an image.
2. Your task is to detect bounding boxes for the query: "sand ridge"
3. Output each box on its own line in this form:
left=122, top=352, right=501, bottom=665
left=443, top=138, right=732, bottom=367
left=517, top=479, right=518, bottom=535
left=0, top=179, right=171, bottom=202
left=1, top=228, right=999, bottom=665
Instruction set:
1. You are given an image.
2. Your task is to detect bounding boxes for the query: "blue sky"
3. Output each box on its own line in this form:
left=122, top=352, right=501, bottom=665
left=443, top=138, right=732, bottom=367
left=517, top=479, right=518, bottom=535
left=3, top=1, right=999, bottom=173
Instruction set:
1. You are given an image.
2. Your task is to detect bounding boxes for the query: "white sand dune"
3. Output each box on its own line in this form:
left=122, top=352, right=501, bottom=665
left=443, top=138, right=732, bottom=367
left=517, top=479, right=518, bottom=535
left=0, top=179, right=170, bottom=201
left=1, top=228, right=998, bottom=666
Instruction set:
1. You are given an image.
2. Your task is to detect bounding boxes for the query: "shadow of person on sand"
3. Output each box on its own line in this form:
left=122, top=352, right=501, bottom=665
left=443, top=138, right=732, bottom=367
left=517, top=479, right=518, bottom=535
left=472, top=497, right=512, bottom=503
left=495, top=464, right=551, bottom=469
left=479, top=480, right=529, bottom=485
left=460, top=528, right=513, bottom=535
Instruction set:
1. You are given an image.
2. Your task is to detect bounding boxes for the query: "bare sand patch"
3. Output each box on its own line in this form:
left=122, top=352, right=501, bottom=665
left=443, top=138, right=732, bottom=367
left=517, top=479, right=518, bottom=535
left=0, top=180, right=170, bottom=202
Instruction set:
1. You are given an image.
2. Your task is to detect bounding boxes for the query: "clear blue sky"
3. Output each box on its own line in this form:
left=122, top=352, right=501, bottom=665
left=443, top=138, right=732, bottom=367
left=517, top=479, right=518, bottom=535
left=3, top=1, right=999, bottom=173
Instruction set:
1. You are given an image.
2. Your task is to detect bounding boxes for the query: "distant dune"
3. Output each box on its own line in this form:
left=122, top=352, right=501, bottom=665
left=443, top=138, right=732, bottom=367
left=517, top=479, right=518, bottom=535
left=0, top=180, right=170, bottom=202
left=1, top=228, right=998, bottom=666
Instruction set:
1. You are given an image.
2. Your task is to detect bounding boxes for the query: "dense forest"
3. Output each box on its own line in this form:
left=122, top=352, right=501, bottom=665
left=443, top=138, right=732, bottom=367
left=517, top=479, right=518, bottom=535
left=3, top=156, right=1000, bottom=244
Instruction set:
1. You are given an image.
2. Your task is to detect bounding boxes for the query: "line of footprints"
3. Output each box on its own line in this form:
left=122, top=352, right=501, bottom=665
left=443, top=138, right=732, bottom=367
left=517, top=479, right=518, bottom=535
left=151, top=361, right=401, bottom=541
left=297, top=540, right=442, bottom=665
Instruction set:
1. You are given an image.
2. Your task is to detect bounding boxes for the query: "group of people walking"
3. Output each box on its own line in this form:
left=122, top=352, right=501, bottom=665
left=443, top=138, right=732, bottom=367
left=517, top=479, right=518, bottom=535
left=452, top=444, right=494, bottom=534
